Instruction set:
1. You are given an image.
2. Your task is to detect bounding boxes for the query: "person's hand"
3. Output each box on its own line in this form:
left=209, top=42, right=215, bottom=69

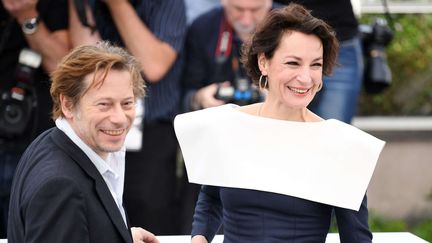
left=193, top=82, right=230, bottom=109
left=2, top=0, right=38, bottom=22
left=191, top=235, right=208, bottom=243
left=131, top=227, right=159, bottom=243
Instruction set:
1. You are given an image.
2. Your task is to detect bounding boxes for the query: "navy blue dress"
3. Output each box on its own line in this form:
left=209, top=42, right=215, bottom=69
left=192, top=186, right=372, bottom=243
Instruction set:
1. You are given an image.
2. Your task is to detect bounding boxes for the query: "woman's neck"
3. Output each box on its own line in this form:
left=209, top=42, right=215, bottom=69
left=258, top=100, right=322, bottom=122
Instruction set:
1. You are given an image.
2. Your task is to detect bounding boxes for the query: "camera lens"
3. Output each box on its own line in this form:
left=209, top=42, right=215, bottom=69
left=3, top=103, right=23, bottom=124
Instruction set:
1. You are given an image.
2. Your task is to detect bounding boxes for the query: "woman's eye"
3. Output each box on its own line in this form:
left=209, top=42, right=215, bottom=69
left=311, top=63, right=323, bottom=69
left=286, top=61, right=299, bottom=66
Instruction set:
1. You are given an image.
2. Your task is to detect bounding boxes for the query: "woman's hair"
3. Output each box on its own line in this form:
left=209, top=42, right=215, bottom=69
left=241, top=3, right=339, bottom=87
left=50, top=41, right=145, bottom=120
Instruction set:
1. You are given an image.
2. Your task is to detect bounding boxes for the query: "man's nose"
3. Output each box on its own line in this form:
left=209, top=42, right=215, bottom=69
left=110, top=104, right=128, bottom=124
left=239, top=10, right=254, bottom=27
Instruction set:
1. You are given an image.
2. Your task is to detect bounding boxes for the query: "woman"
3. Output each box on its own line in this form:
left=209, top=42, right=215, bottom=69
left=175, top=3, right=383, bottom=243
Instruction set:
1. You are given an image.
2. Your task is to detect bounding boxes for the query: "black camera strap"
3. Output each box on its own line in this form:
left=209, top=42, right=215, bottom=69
left=382, top=0, right=395, bottom=31
left=0, top=17, right=14, bottom=56
left=73, top=0, right=97, bottom=33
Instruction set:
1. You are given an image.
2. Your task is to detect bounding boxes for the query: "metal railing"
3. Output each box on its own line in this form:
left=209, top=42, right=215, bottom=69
left=360, top=0, right=432, bottom=13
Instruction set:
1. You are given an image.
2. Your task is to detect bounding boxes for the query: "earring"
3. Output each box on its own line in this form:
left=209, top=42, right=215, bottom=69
left=259, top=75, right=268, bottom=90
left=317, top=82, right=323, bottom=92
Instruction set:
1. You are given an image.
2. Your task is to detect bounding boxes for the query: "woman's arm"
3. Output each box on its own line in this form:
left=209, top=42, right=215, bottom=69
left=191, top=185, right=223, bottom=243
left=334, top=194, right=373, bottom=243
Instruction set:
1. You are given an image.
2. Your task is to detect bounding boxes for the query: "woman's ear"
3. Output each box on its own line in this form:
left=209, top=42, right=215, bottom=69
left=258, top=53, right=268, bottom=76
left=60, top=94, right=74, bottom=119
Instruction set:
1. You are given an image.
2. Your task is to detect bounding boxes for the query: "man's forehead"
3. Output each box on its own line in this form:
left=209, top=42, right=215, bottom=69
left=225, top=0, right=271, bottom=9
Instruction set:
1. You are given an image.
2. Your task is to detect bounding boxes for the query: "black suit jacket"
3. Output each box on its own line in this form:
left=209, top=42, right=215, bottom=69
left=8, top=128, right=132, bottom=243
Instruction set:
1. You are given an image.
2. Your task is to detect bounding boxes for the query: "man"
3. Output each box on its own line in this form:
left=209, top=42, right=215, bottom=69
left=181, top=0, right=274, bottom=111
left=0, top=0, right=69, bottom=237
left=8, top=42, right=159, bottom=243
left=179, top=0, right=277, bottom=234
left=68, top=0, right=187, bottom=234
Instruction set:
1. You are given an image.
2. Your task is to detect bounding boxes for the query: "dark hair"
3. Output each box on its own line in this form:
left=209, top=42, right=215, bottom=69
left=241, top=3, right=339, bottom=87
left=50, top=41, right=145, bottom=119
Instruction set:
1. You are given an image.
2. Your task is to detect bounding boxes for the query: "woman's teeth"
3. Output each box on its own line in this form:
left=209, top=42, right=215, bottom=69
left=288, top=87, right=309, bottom=94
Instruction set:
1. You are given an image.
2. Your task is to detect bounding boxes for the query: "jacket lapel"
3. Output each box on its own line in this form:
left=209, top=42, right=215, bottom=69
left=51, top=128, right=132, bottom=243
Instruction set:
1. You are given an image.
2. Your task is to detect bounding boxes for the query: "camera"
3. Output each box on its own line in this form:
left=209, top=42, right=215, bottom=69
left=359, top=18, right=394, bottom=94
left=0, top=49, right=41, bottom=138
left=215, top=76, right=261, bottom=106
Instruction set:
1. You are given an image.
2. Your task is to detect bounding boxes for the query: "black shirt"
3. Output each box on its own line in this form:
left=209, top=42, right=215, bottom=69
left=274, top=0, right=359, bottom=41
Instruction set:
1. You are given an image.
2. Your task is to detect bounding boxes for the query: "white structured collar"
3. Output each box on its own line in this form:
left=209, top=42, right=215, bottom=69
left=174, top=104, right=385, bottom=211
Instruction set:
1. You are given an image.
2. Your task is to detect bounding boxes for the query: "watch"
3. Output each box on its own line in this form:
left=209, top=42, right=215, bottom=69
left=21, top=17, right=39, bottom=35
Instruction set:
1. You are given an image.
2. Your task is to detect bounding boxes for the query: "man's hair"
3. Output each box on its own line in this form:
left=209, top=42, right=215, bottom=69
left=241, top=3, right=339, bottom=87
left=50, top=41, right=145, bottom=119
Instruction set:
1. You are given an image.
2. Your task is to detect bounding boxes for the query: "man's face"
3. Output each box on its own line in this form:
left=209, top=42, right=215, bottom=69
left=66, top=69, right=135, bottom=160
left=222, top=0, right=272, bottom=40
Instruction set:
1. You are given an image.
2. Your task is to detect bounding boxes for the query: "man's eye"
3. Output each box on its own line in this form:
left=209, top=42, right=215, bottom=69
left=97, top=103, right=110, bottom=109
left=123, top=101, right=135, bottom=109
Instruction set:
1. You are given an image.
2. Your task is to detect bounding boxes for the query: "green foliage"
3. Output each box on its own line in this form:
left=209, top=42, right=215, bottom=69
left=412, top=219, right=432, bottom=242
left=329, top=213, right=432, bottom=242
left=367, top=214, right=432, bottom=242
left=368, top=214, right=407, bottom=232
left=358, top=14, right=432, bottom=116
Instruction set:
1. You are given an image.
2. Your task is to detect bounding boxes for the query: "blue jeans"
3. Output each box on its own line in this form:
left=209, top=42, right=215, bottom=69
left=0, top=152, right=21, bottom=238
left=309, top=37, right=364, bottom=123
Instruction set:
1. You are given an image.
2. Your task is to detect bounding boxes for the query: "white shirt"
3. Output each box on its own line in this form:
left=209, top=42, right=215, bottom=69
left=56, top=118, right=127, bottom=226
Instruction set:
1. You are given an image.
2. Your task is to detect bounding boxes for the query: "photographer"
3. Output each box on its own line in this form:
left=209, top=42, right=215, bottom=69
left=181, top=0, right=278, bottom=112
left=179, top=0, right=281, bottom=234
left=0, top=0, right=69, bottom=238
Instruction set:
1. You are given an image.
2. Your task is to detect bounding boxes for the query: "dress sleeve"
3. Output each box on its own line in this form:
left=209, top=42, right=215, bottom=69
left=335, top=194, right=373, bottom=243
left=23, top=177, right=90, bottom=243
left=191, top=185, right=223, bottom=242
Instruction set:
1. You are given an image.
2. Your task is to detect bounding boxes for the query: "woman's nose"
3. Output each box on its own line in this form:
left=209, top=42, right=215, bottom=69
left=296, top=68, right=312, bottom=83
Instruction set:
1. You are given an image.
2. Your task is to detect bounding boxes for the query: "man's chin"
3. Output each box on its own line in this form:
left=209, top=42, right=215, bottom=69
left=100, top=143, right=125, bottom=153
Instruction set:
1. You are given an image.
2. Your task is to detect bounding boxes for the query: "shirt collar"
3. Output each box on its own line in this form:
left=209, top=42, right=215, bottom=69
left=55, top=118, right=125, bottom=178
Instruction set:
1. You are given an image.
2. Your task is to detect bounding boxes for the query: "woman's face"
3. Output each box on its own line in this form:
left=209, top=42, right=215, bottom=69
left=259, top=31, right=323, bottom=109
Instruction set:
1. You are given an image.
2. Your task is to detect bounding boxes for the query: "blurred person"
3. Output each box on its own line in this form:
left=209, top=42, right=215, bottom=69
left=8, top=42, right=159, bottom=243
left=181, top=0, right=277, bottom=112
left=274, top=0, right=364, bottom=123
left=175, top=4, right=384, bottom=242
left=184, top=0, right=220, bottom=25
left=0, top=0, right=69, bottom=238
left=68, top=0, right=187, bottom=234
left=178, top=0, right=279, bottom=234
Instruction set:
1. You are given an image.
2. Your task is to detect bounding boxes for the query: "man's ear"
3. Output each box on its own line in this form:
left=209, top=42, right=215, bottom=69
left=60, top=94, right=74, bottom=119
left=258, top=53, right=268, bottom=76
